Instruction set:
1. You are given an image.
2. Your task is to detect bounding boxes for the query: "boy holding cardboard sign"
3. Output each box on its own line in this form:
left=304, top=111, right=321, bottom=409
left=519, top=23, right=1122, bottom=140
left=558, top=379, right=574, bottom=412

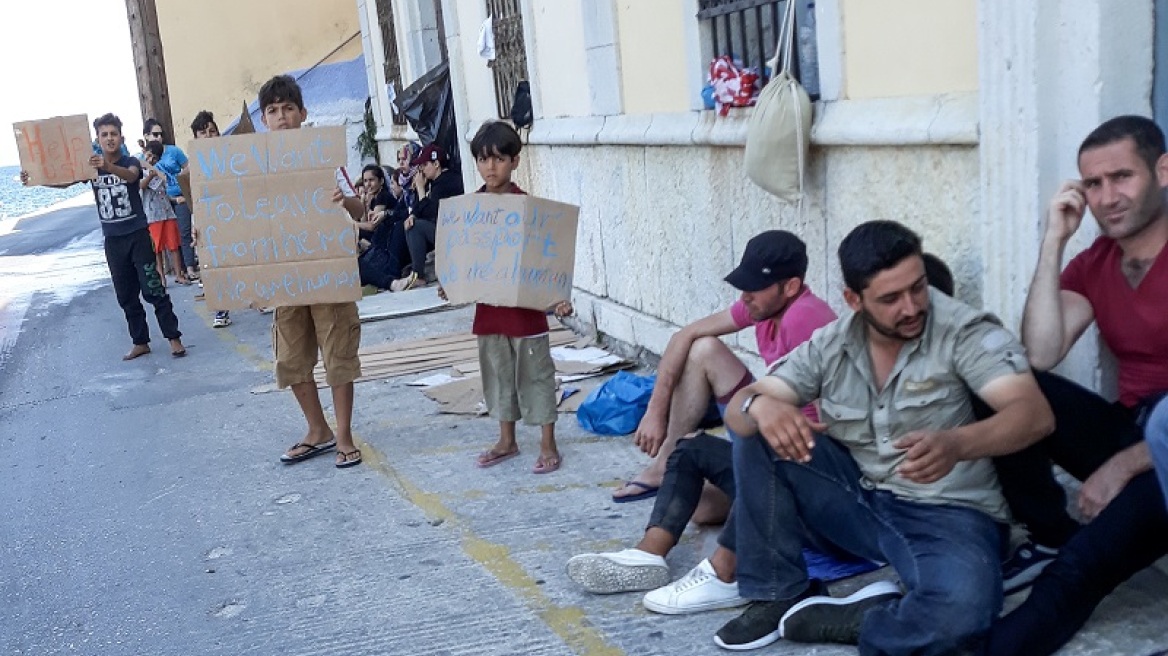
left=439, top=121, right=573, bottom=473
left=20, top=113, right=186, bottom=361
left=255, top=75, right=368, bottom=469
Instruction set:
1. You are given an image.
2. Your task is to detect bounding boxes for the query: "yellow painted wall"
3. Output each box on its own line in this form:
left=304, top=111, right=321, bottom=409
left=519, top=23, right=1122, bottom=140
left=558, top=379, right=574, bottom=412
left=529, top=0, right=591, bottom=118
left=155, top=0, right=362, bottom=139
left=616, top=0, right=690, bottom=114
left=842, top=0, right=977, bottom=99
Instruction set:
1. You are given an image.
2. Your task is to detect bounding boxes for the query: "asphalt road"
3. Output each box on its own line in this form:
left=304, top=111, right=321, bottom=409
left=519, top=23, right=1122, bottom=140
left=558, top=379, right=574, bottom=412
left=1, top=206, right=1165, bottom=656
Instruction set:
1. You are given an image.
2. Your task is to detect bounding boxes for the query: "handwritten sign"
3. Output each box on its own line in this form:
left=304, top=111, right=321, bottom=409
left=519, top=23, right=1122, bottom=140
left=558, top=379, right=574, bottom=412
left=436, top=193, right=579, bottom=310
left=12, top=114, right=97, bottom=186
left=188, top=126, right=360, bottom=309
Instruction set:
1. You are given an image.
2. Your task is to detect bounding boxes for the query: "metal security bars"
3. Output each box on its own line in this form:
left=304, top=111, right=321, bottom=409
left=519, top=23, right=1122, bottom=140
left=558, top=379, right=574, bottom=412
left=375, top=0, right=407, bottom=124
left=697, top=0, right=791, bottom=86
left=485, top=0, right=530, bottom=119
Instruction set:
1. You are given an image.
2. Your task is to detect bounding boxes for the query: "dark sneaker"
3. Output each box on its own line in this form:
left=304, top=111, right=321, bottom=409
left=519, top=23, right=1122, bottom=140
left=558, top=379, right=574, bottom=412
left=1002, top=542, right=1058, bottom=595
left=714, top=580, right=825, bottom=651
left=779, top=580, right=902, bottom=645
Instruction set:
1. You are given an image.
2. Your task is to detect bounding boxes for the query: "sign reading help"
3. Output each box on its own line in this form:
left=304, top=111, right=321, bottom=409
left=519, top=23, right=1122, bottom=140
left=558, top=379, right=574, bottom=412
left=436, top=193, right=579, bottom=310
left=12, top=114, right=97, bottom=186
left=188, top=126, right=360, bottom=310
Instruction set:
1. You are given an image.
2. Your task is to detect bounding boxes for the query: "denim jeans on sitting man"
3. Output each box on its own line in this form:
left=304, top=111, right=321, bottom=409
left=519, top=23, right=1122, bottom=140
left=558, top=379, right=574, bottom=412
left=733, top=432, right=1007, bottom=656
left=1148, top=398, right=1168, bottom=512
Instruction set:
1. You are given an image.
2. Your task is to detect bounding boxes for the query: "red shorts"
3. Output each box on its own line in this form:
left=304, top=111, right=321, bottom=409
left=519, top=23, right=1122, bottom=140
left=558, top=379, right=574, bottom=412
left=148, top=219, right=181, bottom=254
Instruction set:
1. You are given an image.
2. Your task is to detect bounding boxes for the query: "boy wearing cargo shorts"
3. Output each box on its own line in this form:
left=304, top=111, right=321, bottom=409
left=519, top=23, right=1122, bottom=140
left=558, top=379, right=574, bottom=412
left=257, top=75, right=367, bottom=469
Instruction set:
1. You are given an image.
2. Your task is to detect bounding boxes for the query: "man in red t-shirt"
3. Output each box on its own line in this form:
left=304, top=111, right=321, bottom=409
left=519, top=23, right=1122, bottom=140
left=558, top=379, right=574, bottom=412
left=988, top=115, right=1168, bottom=655
left=611, top=231, right=836, bottom=505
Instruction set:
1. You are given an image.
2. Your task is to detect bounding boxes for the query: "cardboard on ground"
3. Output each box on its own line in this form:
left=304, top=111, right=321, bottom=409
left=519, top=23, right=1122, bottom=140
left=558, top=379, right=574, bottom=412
left=188, top=126, right=360, bottom=309
left=435, top=193, right=579, bottom=310
left=12, top=114, right=97, bottom=186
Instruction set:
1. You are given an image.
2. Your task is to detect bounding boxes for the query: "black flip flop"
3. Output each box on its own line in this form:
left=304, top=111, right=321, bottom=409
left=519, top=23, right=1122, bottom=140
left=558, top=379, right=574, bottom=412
left=336, top=448, right=362, bottom=469
left=280, top=439, right=337, bottom=464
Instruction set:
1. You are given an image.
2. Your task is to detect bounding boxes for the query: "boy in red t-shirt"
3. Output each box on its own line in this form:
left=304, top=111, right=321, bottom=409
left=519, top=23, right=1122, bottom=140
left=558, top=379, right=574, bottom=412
left=441, top=121, right=572, bottom=473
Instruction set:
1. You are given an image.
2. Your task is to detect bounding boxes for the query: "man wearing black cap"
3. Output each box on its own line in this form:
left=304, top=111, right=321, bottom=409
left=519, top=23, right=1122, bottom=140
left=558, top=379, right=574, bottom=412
left=613, top=231, right=836, bottom=505
left=569, top=230, right=834, bottom=614
left=391, top=143, right=465, bottom=291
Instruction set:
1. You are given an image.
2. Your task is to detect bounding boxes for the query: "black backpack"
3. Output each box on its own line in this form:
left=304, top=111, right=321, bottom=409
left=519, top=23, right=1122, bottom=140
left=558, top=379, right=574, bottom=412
left=510, top=81, right=533, bottom=128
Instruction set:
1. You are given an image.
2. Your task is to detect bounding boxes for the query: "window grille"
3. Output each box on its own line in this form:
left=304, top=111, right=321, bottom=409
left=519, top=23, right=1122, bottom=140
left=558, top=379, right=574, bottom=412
left=485, top=0, right=530, bottom=119
left=697, top=0, right=800, bottom=87
left=375, top=0, right=407, bottom=125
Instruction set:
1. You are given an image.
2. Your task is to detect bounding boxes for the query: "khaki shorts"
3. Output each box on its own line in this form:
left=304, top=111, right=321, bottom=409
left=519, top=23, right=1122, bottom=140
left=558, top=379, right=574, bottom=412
left=273, top=302, right=361, bottom=389
left=478, top=333, right=557, bottom=426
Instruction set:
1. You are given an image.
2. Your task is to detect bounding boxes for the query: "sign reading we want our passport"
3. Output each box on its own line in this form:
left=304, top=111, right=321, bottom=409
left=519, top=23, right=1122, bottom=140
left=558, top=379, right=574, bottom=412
left=189, top=126, right=360, bottom=310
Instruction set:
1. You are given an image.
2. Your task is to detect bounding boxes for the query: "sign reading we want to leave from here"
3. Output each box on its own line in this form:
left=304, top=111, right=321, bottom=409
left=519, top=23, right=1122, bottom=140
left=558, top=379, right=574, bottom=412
left=436, top=194, right=579, bottom=311
left=189, top=126, right=360, bottom=310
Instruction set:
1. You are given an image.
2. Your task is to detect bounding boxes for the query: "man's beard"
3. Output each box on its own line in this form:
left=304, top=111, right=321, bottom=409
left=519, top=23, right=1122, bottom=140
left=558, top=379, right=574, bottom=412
left=861, top=308, right=927, bottom=341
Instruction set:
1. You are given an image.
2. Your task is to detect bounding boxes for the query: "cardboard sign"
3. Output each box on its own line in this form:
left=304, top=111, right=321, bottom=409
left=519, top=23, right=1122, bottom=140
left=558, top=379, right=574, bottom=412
left=12, top=114, right=97, bottom=186
left=188, top=126, right=360, bottom=309
left=436, top=193, right=579, bottom=310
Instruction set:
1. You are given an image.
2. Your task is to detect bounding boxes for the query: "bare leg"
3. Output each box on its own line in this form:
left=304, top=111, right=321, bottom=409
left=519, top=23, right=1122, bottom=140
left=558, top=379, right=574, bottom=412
left=691, top=483, right=732, bottom=525
left=708, top=546, right=737, bottom=582
left=614, top=337, right=749, bottom=498
left=633, top=526, right=678, bottom=557
left=539, top=422, right=560, bottom=467
left=331, top=382, right=359, bottom=465
left=283, top=381, right=335, bottom=458
left=171, top=250, right=189, bottom=283
left=155, top=251, right=167, bottom=289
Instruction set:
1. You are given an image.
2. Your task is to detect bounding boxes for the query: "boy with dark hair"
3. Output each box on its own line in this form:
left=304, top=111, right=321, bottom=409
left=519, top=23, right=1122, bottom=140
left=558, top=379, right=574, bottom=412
left=257, top=75, right=368, bottom=469
left=446, top=120, right=570, bottom=473
left=187, top=109, right=230, bottom=327
left=142, top=118, right=197, bottom=282
left=190, top=111, right=219, bottom=139
left=140, top=140, right=187, bottom=287
left=21, top=113, right=186, bottom=360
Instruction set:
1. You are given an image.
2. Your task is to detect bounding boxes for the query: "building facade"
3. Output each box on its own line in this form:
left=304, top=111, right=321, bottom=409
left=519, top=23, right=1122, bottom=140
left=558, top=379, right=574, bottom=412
left=154, top=0, right=364, bottom=142
left=359, top=0, right=1160, bottom=392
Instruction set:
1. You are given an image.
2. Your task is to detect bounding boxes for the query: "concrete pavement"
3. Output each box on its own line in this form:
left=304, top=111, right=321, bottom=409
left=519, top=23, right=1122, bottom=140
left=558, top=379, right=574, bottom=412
left=1, top=206, right=1165, bottom=655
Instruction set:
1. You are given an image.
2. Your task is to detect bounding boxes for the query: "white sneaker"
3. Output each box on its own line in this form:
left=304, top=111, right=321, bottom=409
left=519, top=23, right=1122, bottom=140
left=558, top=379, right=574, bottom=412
left=566, top=548, right=670, bottom=594
left=643, top=558, right=747, bottom=615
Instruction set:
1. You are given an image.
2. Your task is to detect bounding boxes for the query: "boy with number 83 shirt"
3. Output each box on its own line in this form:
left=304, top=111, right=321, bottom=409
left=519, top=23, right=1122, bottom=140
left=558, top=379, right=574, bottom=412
left=20, top=113, right=186, bottom=361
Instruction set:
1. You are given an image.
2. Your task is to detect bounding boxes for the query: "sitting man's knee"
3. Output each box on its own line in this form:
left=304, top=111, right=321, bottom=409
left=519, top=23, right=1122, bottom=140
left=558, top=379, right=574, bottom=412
left=688, top=335, right=730, bottom=364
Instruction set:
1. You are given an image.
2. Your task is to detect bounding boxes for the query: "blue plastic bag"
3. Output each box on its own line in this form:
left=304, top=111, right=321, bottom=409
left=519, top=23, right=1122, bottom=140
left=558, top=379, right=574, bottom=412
left=577, top=371, right=657, bottom=436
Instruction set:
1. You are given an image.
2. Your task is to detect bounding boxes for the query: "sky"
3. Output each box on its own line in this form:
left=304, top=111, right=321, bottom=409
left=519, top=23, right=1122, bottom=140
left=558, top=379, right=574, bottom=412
left=0, top=0, right=140, bottom=167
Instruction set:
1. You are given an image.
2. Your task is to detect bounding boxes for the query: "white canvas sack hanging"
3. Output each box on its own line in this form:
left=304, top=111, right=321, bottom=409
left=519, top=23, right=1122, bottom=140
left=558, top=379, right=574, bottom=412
left=743, top=0, right=812, bottom=202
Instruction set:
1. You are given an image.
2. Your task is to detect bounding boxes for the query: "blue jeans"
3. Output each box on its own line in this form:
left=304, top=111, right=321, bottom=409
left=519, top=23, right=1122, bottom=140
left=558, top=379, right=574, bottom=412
left=171, top=199, right=196, bottom=271
left=734, top=433, right=1006, bottom=656
left=1148, top=398, right=1168, bottom=511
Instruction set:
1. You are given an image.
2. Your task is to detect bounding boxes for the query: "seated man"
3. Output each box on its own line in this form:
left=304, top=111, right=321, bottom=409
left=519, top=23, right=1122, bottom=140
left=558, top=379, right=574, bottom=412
left=566, top=231, right=836, bottom=614
left=613, top=233, right=836, bottom=504
left=986, top=115, right=1168, bottom=655
left=718, top=220, right=1053, bottom=653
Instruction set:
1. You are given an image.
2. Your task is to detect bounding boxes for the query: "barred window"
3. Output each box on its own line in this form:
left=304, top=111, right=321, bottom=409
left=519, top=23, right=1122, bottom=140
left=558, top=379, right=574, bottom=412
left=697, top=0, right=818, bottom=95
left=485, top=0, right=530, bottom=119
left=375, top=0, right=407, bottom=125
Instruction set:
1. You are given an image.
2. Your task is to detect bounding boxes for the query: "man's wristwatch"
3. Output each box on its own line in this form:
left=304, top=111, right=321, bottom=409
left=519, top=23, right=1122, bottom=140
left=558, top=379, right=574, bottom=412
left=740, top=392, right=762, bottom=416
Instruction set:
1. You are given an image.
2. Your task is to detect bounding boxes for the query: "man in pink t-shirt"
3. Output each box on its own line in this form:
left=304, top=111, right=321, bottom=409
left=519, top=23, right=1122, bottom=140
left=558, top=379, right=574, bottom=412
left=610, top=231, right=836, bottom=505
left=569, top=231, right=836, bottom=613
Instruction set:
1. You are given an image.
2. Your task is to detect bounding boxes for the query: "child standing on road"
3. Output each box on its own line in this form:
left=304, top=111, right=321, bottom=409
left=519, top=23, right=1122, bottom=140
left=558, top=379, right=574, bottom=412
left=256, top=75, right=368, bottom=469
left=140, top=140, right=187, bottom=288
left=446, top=121, right=572, bottom=474
left=189, top=110, right=232, bottom=328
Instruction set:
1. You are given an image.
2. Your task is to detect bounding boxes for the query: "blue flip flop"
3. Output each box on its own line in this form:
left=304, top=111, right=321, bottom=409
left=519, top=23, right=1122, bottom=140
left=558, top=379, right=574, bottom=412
left=612, top=480, right=660, bottom=503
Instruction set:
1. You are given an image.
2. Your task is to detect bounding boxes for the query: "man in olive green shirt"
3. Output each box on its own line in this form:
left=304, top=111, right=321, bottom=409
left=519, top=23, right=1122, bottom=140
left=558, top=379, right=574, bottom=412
left=713, top=221, right=1054, bottom=655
